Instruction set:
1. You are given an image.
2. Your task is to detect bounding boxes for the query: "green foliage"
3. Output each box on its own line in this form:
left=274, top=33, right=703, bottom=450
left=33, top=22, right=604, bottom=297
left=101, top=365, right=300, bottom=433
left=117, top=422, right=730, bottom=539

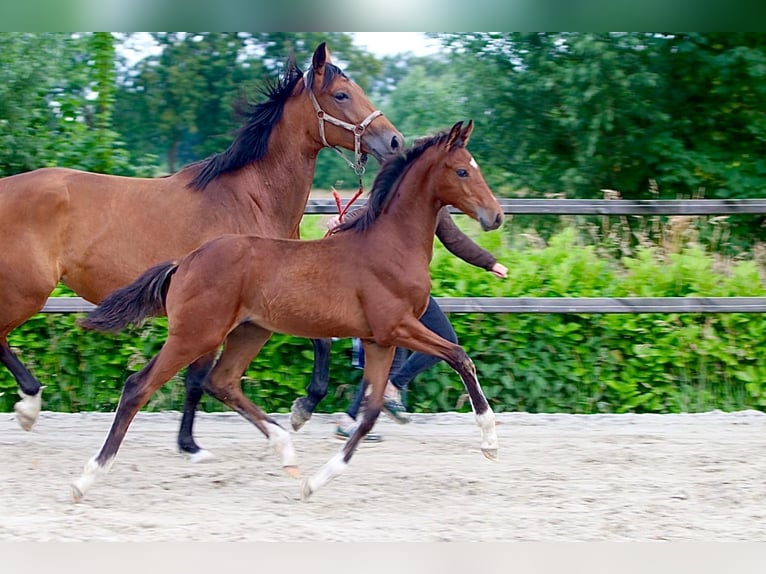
left=2, top=218, right=765, bottom=416
left=3, top=33, right=766, bottom=416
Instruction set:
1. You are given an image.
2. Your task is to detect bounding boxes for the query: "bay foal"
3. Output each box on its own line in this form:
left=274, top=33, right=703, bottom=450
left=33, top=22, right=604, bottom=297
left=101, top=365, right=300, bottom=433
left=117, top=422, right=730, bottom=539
left=74, top=120, right=502, bottom=500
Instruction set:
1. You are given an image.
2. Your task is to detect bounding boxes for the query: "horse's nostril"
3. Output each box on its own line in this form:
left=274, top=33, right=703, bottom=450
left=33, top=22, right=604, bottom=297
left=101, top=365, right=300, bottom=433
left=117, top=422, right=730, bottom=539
left=391, top=135, right=401, bottom=150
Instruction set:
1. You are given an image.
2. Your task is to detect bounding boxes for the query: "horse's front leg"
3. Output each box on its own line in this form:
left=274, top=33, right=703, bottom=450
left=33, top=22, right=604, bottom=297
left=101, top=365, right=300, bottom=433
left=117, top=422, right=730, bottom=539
left=202, top=322, right=299, bottom=478
left=393, top=319, right=498, bottom=460
left=302, top=341, right=393, bottom=500
left=290, top=338, right=333, bottom=431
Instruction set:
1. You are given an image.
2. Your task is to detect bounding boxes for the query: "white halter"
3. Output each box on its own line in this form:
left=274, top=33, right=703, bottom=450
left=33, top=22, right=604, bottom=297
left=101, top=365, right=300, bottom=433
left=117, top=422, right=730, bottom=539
left=303, top=70, right=383, bottom=177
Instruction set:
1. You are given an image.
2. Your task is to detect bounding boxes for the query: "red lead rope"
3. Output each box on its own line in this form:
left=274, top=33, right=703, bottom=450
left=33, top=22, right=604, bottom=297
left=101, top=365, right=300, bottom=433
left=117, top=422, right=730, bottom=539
left=325, top=180, right=364, bottom=237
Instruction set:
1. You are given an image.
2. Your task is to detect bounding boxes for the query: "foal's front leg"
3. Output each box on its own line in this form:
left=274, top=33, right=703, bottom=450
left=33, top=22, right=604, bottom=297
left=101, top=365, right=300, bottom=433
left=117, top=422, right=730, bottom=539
left=302, top=342, right=394, bottom=500
left=395, top=318, right=498, bottom=460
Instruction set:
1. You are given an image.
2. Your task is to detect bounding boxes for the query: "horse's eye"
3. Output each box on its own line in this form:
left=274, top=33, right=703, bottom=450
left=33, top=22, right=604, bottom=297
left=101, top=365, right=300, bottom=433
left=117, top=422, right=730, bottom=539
left=456, top=169, right=469, bottom=178
left=334, top=92, right=349, bottom=102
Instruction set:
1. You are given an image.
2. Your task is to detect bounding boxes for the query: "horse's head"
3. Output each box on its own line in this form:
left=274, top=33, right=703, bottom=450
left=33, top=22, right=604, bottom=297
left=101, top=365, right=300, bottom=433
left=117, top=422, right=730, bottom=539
left=303, top=42, right=403, bottom=165
left=429, top=121, right=503, bottom=231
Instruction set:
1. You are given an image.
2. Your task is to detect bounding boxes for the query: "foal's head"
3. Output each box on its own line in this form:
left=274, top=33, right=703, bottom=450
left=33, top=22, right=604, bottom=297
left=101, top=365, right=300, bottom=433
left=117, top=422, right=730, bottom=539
left=332, top=121, right=503, bottom=235
left=419, top=121, right=504, bottom=231
left=301, top=43, right=403, bottom=162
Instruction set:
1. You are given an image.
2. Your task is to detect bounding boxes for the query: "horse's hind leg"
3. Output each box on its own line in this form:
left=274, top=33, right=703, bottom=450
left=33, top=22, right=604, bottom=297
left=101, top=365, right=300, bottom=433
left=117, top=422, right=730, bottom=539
left=177, top=352, right=217, bottom=462
left=302, top=342, right=393, bottom=500
left=0, top=282, right=57, bottom=430
left=0, top=342, right=43, bottom=431
left=290, top=337, right=332, bottom=431
left=202, top=322, right=300, bottom=477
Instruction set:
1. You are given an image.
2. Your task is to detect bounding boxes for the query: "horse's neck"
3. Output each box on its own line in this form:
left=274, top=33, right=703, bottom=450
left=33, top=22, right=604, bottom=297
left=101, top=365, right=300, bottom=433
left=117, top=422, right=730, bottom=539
left=228, top=121, right=321, bottom=238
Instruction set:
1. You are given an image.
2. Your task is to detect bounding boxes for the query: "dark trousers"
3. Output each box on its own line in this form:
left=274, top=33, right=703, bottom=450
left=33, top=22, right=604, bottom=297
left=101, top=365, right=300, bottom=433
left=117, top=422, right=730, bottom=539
left=346, top=296, right=458, bottom=419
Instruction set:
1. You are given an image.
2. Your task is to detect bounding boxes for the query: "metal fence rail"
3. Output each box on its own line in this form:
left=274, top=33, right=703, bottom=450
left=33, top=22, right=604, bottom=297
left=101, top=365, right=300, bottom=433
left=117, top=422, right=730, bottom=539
left=41, top=296, right=766, bottom=315
left=42, top=198, right=766, bottom=315
left=306, top=197, right=766, bottom=216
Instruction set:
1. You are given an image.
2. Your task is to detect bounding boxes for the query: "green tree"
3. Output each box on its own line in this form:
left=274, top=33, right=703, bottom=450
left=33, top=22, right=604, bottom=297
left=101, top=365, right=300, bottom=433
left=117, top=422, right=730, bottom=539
left=112, top=32, right=379, bottom=182
left=0, top=33, right=63, bottom=176
left=435, top=32, right=766, bottom=206
left=0, top=33, right=135, bottom=176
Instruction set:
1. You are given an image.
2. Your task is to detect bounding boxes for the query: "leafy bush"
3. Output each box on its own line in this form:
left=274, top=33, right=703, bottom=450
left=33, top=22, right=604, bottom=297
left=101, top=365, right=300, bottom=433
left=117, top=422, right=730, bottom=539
left=1, top=216, right=765, bottom=415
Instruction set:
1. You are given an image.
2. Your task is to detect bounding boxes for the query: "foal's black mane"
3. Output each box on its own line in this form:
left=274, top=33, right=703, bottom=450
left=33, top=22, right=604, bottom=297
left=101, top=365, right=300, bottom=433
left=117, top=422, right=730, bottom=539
left=187, top=59, right=347, bottom=191
left=332, top=129, right=451, bottom=234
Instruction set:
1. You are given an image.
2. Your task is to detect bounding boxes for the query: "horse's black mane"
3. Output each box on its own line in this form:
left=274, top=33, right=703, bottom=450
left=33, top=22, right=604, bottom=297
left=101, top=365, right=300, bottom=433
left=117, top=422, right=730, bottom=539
left=187, top=59, right=346, bottom=191
left=332, top=129, right=452, bottom=234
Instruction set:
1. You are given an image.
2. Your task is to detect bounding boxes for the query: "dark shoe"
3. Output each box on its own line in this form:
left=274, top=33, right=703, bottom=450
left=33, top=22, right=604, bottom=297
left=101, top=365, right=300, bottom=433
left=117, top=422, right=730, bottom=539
left=290, top=398, right=313, bottom=431
left=382, top=395, right=411, bottom=424
left=334, top=424, right=383, bottom=443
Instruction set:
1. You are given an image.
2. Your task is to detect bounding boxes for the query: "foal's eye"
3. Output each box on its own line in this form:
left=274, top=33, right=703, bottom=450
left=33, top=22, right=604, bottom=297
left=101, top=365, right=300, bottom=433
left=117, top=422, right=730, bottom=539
left=334, top=92, right=350, bottom=102
left=456, top=168, right=469, bottom=178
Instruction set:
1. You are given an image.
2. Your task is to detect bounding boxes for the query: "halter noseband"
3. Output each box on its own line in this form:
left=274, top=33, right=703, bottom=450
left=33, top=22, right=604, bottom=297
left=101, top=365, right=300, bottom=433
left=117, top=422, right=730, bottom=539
left=303, top=70, right=383, bottom=177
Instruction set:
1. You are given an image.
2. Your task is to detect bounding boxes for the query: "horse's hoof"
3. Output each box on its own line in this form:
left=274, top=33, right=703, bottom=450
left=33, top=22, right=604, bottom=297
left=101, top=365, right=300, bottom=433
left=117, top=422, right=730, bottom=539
left=283, top=465, right=301, bottom=479
left=14, top=390, right=42, bottom=431
left=187, top=449, right=215, bottom=464
left=481, top=447, right=498, bottom=461
left=290, top=398, right=312, bottom=431
left=300, top=479, right=313, bottom=501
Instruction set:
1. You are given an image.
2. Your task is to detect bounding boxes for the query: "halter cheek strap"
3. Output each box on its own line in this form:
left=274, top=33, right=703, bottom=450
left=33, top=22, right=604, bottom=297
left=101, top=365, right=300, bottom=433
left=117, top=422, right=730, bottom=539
left=303, top=70, right=383, bottom=177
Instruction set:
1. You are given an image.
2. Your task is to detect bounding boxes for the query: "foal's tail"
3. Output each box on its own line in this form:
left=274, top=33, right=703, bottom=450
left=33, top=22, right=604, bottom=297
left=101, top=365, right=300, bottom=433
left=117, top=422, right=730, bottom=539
left=79, top=261, right=179, bottom=333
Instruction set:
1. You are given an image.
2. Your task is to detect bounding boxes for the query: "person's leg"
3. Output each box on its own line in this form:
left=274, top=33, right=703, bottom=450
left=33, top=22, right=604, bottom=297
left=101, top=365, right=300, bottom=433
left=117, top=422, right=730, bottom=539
left=390, top=296, right=457, bottom=391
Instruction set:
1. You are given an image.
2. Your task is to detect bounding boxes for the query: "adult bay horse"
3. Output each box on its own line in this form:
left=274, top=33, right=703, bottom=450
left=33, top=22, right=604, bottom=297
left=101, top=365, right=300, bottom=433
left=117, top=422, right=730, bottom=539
left=0, top=42, right=403, bottom=460
left=73, top=120, right=503, bottom=501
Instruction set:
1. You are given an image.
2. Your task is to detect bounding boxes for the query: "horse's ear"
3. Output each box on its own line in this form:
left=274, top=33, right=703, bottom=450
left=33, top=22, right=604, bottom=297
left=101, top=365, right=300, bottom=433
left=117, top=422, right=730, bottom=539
left=312, top=42, right=329, bottom=77
left=445, top=121, right=464, bottom=150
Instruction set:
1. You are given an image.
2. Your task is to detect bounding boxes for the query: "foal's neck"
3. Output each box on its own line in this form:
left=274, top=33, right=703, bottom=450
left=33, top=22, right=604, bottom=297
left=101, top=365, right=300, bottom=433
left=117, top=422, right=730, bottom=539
left=368, top=166, right=444, bottom=260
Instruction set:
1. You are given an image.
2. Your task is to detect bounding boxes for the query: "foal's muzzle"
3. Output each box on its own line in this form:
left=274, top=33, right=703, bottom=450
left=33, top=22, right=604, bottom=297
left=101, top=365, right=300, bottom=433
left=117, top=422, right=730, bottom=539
left=479, top=210, right=504, bottom=231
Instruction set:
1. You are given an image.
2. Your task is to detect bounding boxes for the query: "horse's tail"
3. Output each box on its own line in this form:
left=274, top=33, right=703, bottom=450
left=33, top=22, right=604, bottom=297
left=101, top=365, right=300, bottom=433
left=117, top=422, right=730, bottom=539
left=79, top=261, right=179, bottom=333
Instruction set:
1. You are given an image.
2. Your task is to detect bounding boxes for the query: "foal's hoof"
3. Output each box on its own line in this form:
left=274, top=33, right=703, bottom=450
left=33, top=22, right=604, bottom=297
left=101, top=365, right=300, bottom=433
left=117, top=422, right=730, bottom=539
left=481, top=447, right=498, bottom=461
left=300, top=479, right=313, bottom=501
left=14, top=389, right=43, bottom=431
left=70, top=483, right=85, bottom=503
left=283, top=465, right=301, bottom=479
left=289, top=398, right=312, bottom=431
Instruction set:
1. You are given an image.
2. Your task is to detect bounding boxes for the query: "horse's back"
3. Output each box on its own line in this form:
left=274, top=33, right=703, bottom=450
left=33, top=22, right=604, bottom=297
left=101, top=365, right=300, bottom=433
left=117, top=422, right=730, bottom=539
left=0, top=167, right=76, bottom=236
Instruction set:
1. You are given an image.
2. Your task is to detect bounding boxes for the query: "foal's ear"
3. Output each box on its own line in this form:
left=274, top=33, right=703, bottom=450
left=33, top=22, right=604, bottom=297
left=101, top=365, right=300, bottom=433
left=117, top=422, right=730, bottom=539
left=459, top=120, right=474, bottom=146
left=312, top=42, right=330, bottom=77
left=446, top=120, right=473, bottom=150
left=445, top=121, right=464, bottom=150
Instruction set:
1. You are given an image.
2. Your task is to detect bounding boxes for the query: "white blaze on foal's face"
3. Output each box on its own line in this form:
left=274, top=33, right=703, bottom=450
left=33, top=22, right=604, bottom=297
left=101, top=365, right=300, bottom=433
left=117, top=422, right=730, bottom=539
left=469, top=156, right=479, bottom=170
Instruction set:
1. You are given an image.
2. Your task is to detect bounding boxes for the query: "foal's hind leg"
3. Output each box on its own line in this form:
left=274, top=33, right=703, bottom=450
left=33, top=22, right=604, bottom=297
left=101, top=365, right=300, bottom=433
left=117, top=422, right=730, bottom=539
left=177, top=352, right=217, bottom=462
left=202, top=322, right=299, bottom=478
left=72, top=334, right=214, bottom=501
left=302, top=342, right=393, bottom=499
left=290, top=337, right=332, bottom=431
